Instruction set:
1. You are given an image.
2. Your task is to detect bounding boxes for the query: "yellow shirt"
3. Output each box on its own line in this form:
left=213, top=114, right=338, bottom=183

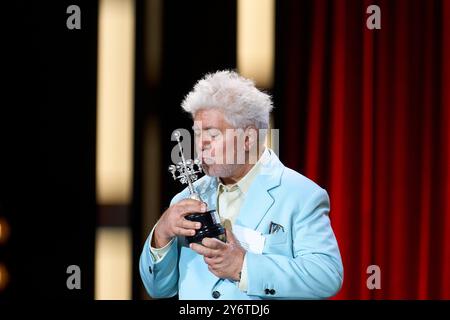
left=216, top=148, right=267, bottom=227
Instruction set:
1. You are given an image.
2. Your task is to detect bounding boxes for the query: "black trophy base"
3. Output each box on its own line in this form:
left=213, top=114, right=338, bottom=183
left=184, top=210, right=226, bottom=244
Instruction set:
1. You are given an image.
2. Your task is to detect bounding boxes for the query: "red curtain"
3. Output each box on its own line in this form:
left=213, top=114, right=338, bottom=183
left=275, top=0, right=450, bottom=299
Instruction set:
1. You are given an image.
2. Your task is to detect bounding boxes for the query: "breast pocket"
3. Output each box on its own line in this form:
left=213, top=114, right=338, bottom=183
left=262, top=230, right=289, bottom=256
left=263, top=231, right=288, bottom=245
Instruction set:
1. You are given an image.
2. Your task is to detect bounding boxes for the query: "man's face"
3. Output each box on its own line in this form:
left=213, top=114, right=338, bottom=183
left=193, top=108, right=245, bottom=178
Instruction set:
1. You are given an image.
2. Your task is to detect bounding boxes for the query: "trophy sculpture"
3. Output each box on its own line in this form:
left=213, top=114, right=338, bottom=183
left=168, top=131, right=226, bottom=244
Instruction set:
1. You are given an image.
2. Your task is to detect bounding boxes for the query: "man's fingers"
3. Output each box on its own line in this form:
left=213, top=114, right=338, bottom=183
left=202, top=237, right=226, bottom=249
left=178, top=201, right=207, bottom=216
left=174, top=227, right=196, bottom=237
left=204, top=256, right=213, bottom=265
left=179, top=219, right=202, bottom=230
left=204, top=256, right=223, bottom=265
left=190, top=243, right=216, bottom=258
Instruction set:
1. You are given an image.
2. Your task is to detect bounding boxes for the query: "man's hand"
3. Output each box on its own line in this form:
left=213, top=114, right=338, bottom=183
left=152, top=199, right=206, bottom=248
left=190, top=228, right=246, bottom=281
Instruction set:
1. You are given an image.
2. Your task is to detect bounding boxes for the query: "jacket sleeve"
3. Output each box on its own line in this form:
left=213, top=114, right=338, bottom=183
left=139, top=228, right=179, bottom=298
left=139, top=193, right=186, bottom=298
left=245, top=188, right=344, bottom=299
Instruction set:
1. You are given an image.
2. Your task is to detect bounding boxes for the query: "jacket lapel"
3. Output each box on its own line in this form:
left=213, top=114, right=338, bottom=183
left=234, top=150, right=284, bottom=230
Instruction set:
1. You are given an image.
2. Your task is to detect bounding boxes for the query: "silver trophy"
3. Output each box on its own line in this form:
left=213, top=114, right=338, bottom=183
left=169, top=130, right=226, bottom=244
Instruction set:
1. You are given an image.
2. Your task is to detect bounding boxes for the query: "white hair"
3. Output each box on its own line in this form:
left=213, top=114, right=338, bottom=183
left=181, top=70, right=273, bottom=129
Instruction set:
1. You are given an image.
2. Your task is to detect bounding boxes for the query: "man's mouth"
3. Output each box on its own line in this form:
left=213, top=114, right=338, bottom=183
left=201, top=157, right=215, bottom=165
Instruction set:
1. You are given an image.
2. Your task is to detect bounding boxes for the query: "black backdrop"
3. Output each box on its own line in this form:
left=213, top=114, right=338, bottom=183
left=1, top=1, right=98, bottom=299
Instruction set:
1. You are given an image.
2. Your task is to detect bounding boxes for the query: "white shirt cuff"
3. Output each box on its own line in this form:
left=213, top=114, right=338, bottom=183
left=149, top=222, right=174, bottom=262
left=237, top=253, right=248, bottom=292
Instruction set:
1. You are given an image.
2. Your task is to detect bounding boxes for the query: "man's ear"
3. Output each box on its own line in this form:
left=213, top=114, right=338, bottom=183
left=244, top=126, right=258, bottom=151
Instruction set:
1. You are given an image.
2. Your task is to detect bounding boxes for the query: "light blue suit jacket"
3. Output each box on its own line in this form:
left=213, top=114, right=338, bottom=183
left=140, top=150, right=343, bottom=299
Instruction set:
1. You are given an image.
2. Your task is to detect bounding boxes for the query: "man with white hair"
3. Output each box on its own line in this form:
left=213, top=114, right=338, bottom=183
left=140, top=71, right=343, bottom=300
